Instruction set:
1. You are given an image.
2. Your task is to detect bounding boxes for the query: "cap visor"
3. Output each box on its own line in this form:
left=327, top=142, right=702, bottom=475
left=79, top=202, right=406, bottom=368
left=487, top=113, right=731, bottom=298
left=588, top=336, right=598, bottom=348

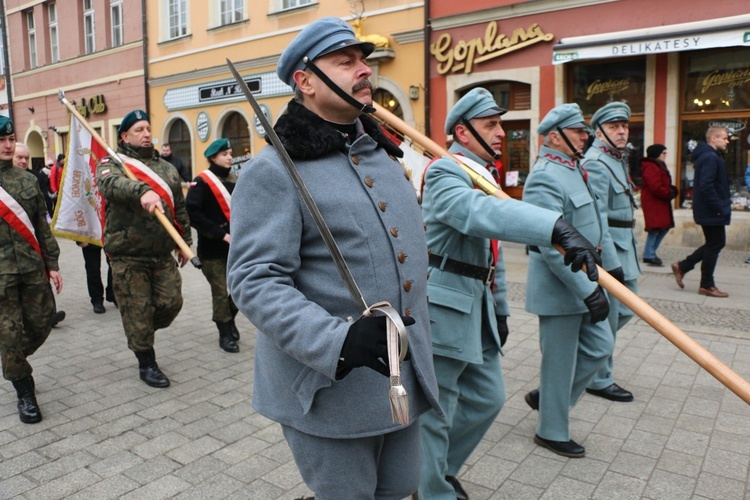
left=474, top=106, right=508, bottom=118
left=317, top=39, right=376, bottom=59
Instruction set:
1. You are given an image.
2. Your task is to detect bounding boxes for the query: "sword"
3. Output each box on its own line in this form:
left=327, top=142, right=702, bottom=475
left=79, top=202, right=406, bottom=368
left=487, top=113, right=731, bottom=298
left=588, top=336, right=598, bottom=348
left=226, top=59, right=410, bottom=424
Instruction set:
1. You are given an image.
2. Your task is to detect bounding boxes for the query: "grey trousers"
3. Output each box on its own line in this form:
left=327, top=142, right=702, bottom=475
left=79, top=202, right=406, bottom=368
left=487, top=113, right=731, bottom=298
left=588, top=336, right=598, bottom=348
left=282, top=422, right=421, bottom=500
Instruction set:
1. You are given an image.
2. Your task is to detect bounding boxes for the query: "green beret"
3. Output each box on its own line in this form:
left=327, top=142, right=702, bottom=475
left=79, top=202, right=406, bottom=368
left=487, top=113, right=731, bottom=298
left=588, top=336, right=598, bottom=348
left=538, top=103, right=588, bottom=135
left=0, top=116, right=15, bottom=136
left=445, top=88, right=507, bottom=135
left=204, top=138, right=231, bottom=158
left=117, top=109, right=149, bottom=137
left=277, top=17, right=375, bottom=88
left=590, top=102, right=631, bottom=129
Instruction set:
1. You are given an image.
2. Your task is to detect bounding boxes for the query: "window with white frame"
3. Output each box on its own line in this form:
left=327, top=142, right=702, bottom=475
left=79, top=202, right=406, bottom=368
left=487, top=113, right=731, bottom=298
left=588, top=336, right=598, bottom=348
left=83, top=0, right=95, bottom=54
left=219, top=0, right=243, bottom=25
left=111, top=0, right=123, bottom=47
left=27, top=10, right=37, bottom=69
left=282, top=0, right=311, bottom=9
left=168, top=0, right=188, bottom=39
left=48, top=2, right=59, bottom=63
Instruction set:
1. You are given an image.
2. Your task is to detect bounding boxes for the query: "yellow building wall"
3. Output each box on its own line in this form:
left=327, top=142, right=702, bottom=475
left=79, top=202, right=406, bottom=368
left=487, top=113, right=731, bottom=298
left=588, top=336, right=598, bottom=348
left=147, top=1, right=425, bottom=175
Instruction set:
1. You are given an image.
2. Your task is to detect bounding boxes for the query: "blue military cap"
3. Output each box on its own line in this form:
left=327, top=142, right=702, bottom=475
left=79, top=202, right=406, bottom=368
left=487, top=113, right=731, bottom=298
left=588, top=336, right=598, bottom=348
left=277, top=17, right=375, bottom=88
left=537, top=103, right=588, bottom=135
left=445, top=88, right=507, bottom=135
left=204, top=138, right=231, bottom=158
left=590, top=102, right=631, bottom=129
left=0, top=116, right=14, bottom=136
left=117, top=109, right=149, bottom=137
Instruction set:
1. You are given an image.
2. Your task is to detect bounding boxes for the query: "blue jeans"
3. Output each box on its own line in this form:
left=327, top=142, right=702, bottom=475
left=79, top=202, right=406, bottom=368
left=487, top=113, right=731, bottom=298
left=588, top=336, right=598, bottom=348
left=643, top=229, right=669, bottom=259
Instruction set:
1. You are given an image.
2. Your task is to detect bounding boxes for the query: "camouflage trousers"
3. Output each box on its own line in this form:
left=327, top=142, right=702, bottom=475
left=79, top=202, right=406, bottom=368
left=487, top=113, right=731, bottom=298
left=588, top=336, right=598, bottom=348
left=200, top=258, right=238, bottom=324
left=110, top=255, right=183, bottom=352
left=0, top=270, right=55, bottom=381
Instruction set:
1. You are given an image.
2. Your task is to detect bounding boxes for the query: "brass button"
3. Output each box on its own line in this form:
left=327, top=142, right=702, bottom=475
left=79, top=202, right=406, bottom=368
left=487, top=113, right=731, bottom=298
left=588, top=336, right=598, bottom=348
left=352, top=155, right=359, bottom=165
left=390, top=227, right=399, bottom=238
left=378, top=201, right=387, bottom=212
left=404, top=308, right=410, bottom=317
left=365, top=177, right=374, bottom=188
left=403, top=280, right=412, bottom=292
left=398, top=252, right=406, bottom=263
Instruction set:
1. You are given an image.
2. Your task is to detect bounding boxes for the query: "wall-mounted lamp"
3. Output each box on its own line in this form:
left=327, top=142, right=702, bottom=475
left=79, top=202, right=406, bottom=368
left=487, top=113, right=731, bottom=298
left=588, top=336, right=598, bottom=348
left=48, top=126, right=57, bottom=132
left=409, top=85, right=420, bottom=100
left=28, top=106, right=35, bottom=113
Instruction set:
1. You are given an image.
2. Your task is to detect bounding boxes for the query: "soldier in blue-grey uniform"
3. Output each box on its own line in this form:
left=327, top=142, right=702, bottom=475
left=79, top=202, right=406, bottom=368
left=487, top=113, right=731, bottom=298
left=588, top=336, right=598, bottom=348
left=419, top=89, right=603, bottom=498
left=227, top=17, right=441, bottom=498
left=522, top=103, right=613, bottom=458
left=583, top=102, right=640, bottom=403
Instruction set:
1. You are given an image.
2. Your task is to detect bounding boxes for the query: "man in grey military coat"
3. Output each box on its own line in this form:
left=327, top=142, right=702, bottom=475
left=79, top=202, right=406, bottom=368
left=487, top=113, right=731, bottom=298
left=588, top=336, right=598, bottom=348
left=583, top=102, right=641, bottom=403
left=227, top=17, right=440, bottom=498
left=522, top=104, right=613, bottom=458
left=419, top=89, right=603, bottom=498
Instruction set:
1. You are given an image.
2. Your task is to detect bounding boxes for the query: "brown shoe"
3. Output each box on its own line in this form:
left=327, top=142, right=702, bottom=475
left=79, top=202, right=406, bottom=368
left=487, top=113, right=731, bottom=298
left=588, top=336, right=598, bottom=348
left=698, top=287, right=729, bottom=298
left=671, top=263, right=684, bottom=289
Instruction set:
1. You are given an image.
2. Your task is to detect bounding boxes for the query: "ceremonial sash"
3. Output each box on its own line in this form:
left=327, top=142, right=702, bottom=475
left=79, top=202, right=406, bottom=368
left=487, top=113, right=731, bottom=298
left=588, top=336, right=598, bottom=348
left=197, top=170, right=231, bottom=222
left=120, top=155, right=183, bottom=235
left=0, top=185, right=42, bottom=258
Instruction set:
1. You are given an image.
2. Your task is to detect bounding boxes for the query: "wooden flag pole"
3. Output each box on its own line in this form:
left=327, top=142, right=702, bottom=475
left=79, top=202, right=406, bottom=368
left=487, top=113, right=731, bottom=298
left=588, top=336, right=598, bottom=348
left=373, top=102, right=750, bottom=405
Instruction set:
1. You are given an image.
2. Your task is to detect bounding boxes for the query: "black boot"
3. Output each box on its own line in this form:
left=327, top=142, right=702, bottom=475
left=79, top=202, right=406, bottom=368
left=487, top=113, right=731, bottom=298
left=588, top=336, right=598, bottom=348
left=92, top=300, right=106, bottom=314
left=230, top=319, right=240, bottom=340
left=12, top=376, right=42, bottom=424
left=134, top=348, right=170, bottom=388
left=218, top=322, right=239, bottom=353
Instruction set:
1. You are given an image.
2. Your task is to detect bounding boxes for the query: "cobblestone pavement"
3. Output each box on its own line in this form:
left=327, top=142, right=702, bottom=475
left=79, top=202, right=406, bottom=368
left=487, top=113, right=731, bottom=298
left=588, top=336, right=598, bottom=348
left=1, top=238, right=749, bottom=499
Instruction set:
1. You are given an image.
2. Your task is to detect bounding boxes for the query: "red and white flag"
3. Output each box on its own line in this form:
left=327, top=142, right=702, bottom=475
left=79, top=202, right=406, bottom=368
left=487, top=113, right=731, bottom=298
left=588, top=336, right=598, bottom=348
left=51, top=114, right=107, bottom=245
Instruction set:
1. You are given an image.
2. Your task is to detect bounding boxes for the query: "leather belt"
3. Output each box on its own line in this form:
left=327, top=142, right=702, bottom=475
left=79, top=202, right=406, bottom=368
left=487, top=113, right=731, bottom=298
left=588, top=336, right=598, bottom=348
left=529, top=245, right=602, bottom=256
left=608, top=218, right=635, bottom=228
left=428, top=252, right=495, bottom=285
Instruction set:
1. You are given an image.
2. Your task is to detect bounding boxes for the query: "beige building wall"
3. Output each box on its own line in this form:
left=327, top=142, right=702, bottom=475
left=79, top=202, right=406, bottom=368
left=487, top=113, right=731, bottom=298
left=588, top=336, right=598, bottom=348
left=147, top=0, right=425, bottom=175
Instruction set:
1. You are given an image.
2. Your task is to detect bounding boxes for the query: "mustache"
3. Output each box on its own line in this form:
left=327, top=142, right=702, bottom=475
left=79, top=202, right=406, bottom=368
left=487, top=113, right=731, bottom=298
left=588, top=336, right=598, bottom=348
left=352, top=80, right=373, bottom=93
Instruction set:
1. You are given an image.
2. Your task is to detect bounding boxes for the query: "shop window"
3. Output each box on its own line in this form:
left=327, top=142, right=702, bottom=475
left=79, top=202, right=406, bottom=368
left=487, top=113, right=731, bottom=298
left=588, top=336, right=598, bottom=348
left=683, top=47, right=750, bottom=113
left=569, top=58, right=646, bottom=117
left=373, top=89, right=403, bottom=119
left=678, top=48, right=750, bottom=209
left=167, top=119, right=192, bottom=178
left=459, top=82, right=530, bottom=112
left=222, top=112, right=251, bottom=159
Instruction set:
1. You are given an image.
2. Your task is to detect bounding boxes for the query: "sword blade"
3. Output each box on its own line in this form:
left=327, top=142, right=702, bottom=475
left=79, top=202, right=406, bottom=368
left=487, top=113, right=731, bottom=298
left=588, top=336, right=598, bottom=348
left=226, top=58, right=369, bottom=313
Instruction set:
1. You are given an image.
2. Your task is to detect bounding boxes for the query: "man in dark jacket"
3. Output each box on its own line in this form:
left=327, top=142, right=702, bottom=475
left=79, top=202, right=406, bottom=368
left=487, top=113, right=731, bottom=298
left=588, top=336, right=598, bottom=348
left=160, top=143, right=190, bottom=182
left=672, top=126, right=731, bottom=297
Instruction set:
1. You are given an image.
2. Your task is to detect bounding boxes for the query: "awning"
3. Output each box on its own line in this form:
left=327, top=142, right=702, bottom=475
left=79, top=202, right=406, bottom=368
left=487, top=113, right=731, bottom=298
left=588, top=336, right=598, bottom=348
left=552, top=14, right=750, bottom=64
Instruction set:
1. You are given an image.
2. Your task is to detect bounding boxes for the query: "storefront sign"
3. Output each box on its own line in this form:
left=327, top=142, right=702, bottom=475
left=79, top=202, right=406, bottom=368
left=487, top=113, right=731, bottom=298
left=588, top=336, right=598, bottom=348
left=199, top=78, right=261, bottom=103
left=554, top=25, right=750, bottom=64
left=75, top=95, right=107, bottom=118
left=586, top=79, right=630, bottom=101
left=254, top=104, right=271, bottom=138
left=431, top=21, right=554, bottom=74
left=708, top=119, right=746, bottom=134
left=701, top=68, right=750, bottom=93
left=196, top=111, right=210, bottom=142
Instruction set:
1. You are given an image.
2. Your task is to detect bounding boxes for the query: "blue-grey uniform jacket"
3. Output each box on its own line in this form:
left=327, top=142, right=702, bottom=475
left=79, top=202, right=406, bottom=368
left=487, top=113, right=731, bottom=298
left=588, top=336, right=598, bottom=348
left=523, top=146, right=604, bottom=315
left=422, top=144, right=559, bottom=363
left=227, top=100, right=440, bottom=438
left=584, top=140, right=641, bottom=280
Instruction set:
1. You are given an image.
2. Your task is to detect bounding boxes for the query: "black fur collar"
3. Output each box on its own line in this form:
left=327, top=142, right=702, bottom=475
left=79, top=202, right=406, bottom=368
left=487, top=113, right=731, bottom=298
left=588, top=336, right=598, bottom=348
left=269, top=99, right=403, bottom=161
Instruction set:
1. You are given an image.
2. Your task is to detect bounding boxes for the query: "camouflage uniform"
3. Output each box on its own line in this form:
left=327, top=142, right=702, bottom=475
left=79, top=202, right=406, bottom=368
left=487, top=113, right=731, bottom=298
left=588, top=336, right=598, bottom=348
left=96, top=143, right=191, bottom=352
left=0, top=159, right=59, bottom=381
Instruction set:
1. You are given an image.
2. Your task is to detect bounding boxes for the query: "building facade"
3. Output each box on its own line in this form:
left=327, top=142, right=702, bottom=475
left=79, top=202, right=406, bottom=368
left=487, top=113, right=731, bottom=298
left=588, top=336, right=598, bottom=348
left=146, top=0, right=426, bottom=177
left=5, top=0, right=146, bottom=171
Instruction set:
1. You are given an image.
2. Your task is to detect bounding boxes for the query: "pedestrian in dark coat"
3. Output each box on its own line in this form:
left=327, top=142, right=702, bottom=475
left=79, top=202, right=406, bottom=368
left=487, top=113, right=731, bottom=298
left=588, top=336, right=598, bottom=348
left=672, top=127, right=731, bottom=297
left=640, top=144, right=677, bottom=266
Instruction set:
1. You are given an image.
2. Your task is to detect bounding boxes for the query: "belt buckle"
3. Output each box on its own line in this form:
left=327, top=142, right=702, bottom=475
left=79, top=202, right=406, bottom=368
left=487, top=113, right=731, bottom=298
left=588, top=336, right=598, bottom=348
left=485, top=266, right=496, bottom=285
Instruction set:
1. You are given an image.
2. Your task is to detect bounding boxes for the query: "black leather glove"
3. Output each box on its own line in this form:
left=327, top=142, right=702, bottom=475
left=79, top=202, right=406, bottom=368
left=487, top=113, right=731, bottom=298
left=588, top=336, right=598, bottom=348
left=607, top=267, right=625, bottom=285
left=551, top=218, right=601, bottom=282
left=337, top=315, right=414, bottom=379
left=584, top=286, right=610, bottom=324
left=496, top=315, right=509, bottom=347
